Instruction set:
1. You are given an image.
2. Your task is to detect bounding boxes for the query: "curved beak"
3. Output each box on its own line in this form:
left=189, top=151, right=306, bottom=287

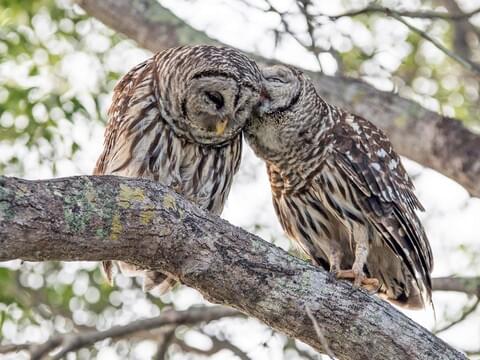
left=216, top=118, right=229, bottom=135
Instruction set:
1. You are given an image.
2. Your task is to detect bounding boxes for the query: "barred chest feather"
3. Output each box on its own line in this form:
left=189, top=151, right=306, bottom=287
left=103, top=120, right=242, bottom=216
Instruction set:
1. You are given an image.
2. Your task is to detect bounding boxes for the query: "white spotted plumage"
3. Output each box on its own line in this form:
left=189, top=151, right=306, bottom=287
left=245, top=64, right=433, bottom=309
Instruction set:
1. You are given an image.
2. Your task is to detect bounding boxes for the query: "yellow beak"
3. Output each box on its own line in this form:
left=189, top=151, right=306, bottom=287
left=216, top=118, right=228, bottom=135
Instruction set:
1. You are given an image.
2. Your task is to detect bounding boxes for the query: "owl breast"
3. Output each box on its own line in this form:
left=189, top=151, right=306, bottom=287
left=105, top=119, right=242, bottom=216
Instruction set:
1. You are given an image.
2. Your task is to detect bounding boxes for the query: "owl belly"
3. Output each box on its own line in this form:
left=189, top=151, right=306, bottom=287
left=272, top=166, right=370, bottom=271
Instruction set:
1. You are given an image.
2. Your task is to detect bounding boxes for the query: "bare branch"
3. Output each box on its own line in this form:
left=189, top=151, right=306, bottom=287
left=327, top=4, right=480, bottom=75
left=0, top=306, right=239, bottom=359
left=154, top=328, right=176, bottom=360
left=0, top=175, right=467, bottom=360
left=0, top=344, right=31, bottom=355
left=173, top=330, right=251, bottom=360
left=330, top=4, right=480, bottom=21
left=432, top=277, right=480, bottom=296
left=75, top=0, right=480, bottom=198
left=387, top=11, right=480, bottom=75
left=433, top=297, right=480, bottom=334
left=305, top=306, right=334, bottom=360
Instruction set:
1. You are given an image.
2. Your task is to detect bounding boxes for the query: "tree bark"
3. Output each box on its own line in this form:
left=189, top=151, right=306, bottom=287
left=75, top=0, right=480, bottom=198
left=0, top=175, right=467, bottom=360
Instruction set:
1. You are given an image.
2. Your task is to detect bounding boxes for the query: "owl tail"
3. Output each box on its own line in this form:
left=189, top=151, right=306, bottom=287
left=102, top=261, right=114, bottom=285
left=379, top=279, right=426, bottom=310
left=143, top=272, right=177, bottom=294
left=100, top=261, right=176, bottom=294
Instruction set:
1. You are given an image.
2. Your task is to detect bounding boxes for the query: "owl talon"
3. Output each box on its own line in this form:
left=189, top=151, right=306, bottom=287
left=335, top=269, right=379, bottom=292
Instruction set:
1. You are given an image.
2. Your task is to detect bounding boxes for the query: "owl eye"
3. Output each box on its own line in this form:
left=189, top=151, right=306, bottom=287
left=205, top=91, right=224, bottom=109
left=267, top=76, right=287, bottom=84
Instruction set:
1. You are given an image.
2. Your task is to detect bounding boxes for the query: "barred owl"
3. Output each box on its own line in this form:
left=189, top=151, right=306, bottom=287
left=245, top=65, right=433, bottom=308
left=94, top=45, right=263, bottom=293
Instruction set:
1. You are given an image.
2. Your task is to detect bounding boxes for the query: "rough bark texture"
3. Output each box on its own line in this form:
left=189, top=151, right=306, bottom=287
left=0, top=175, right=467, bottom=360
left=75, top=0, right=480, bottom=198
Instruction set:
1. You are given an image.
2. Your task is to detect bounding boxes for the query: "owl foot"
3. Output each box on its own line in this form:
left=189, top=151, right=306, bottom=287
left=335, top=269, right=380, bottom=293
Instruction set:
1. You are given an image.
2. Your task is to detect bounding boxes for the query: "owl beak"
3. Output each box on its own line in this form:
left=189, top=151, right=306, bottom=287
left=216, top=118, right=229, bottom=135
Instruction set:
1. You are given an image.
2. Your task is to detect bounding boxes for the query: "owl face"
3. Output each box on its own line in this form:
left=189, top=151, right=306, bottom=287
left=182, top=74, right=260, bottom=144
left=245, top=65, right=305, bottom=158
left=256, top=65, right=302, bottom=115
left=154, top=46, right=263, bottom=146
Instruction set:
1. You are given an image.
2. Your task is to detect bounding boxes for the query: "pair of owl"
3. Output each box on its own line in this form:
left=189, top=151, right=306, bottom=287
left=95, top=45, right=432, bottom=309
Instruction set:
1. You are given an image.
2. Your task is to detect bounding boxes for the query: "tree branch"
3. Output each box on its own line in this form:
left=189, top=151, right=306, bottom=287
left=432, top=276, right=480, bottom=296
left=172, top=330, right=251, bottom=360
left=0, top=175, right=467, bottom=360
left=329, top=4, right=480, bottom=21
left=0, top=306, right=239, bottom=359
left=387, top=11, right=480, bottom=75
left=75, top=0, right=480, bottom=198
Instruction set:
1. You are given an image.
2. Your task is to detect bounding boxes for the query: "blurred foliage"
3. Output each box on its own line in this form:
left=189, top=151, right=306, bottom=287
left=0, top=0, right=127, bottom=176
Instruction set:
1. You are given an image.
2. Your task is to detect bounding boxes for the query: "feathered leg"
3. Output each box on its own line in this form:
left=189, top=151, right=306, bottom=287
left=335, top=227, right=379, bottom=291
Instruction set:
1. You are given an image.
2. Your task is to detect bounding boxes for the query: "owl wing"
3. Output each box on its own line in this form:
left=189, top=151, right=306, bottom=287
left=93, top=57, right=162, bottom=286
left=94, top=57, right=156, bottom=175
left=327, top=112, right=432, bottom=295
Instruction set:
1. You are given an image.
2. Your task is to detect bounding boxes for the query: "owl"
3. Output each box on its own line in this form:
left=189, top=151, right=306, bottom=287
left=245, top=65, right=433, bottom=309
left=94, top=45, right=263, bottom=293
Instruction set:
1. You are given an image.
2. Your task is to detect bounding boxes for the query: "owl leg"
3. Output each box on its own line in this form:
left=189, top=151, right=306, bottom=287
left=336, top=228, right=379, bottom=292
left=328, top=247, right=343, bottom=273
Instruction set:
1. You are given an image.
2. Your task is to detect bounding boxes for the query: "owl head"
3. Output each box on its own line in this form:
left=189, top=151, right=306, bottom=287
left=154, top=45, right=264, bottom=145
left=245, top=64, right=321, bottom=159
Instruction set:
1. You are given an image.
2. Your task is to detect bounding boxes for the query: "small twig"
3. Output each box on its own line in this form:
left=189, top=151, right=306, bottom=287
left=388, top=12, right=480, bottom=75
left=30, top=338, right=63, bottom=360
left=433, top=297, right=480, bottom=334
left=173, top=330, right=251, bottom=360
left=297, top=0, right=324, bottom=71
left=154, top=327, right=176, bottom=360
left=329, top=4, right=480, bottom=21
left=327, top=4, right=480, bottom=75
left=305, top=306, right=334, bottom=360
left=0, top=343, right=31, bottom=354
left=465, top=348, right=480, bottom=357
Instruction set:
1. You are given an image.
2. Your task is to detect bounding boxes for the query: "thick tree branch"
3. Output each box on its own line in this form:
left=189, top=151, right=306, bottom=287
left=0, top=175, right=467, bottom=360
left=75, top=0, right=480, bottom=198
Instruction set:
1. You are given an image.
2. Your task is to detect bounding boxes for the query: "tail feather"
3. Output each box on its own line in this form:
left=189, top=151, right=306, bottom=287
left=102, top=261, right=114, bottom=285
left=100, top=261, right=177, bottom=294
left=368, top=245, right=431, bottom=310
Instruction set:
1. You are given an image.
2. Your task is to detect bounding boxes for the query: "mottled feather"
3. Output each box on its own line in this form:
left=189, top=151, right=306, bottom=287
left=95, top=45, right=262, bottom=293
left=245, top=65, right=433, bottom=308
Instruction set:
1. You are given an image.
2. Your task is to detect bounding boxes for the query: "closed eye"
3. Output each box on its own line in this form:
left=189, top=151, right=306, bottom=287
left=205, top=91, right=224, bottom=109
left=267, top=76, right=287, bottom=84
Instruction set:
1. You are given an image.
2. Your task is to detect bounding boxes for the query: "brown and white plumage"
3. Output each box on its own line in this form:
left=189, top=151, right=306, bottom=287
left=245, top=65, right=433, bottom=308
left=95, top=45, right=262, bottom=293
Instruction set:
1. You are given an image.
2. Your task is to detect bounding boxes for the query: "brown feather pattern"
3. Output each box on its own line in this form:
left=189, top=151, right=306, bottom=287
left=94, top=46, right=262, bottom=292
left=245, top=65, right=433, bottom=308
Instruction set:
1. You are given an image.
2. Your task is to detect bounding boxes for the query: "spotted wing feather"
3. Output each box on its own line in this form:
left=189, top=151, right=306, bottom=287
left=329, top=113, right=432, bottom=304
